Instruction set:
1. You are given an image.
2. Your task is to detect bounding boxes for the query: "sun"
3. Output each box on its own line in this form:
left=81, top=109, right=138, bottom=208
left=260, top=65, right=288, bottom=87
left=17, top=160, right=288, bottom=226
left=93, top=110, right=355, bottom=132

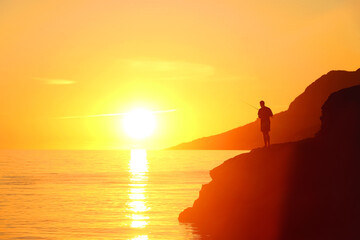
left=123, top=109, right=156, bottom=140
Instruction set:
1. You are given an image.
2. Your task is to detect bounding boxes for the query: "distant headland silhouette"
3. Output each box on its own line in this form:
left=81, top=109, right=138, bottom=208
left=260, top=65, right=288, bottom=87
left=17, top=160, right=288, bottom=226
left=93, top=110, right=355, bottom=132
left=170, top=68, right=360, bottom=150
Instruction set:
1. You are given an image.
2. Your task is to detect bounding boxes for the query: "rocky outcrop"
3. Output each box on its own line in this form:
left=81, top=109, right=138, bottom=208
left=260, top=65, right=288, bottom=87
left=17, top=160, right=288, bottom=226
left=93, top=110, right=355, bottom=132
left=171, top=69, right=360, bottom=150
left=179, top=85, right=360, bottom=240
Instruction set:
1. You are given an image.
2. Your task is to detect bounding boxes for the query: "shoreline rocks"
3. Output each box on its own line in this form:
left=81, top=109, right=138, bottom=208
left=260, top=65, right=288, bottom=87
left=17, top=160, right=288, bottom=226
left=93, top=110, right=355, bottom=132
left=179, top=85, right=360, bottom=240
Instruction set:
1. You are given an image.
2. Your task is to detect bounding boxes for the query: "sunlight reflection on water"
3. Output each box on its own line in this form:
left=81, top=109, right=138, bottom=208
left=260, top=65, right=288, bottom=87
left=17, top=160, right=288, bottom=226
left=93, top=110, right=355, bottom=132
left=132, top=235, right=148, bottom=240
left=127, top=149, right=149, bottom=233
left=0, top=149, right=246, bottom=239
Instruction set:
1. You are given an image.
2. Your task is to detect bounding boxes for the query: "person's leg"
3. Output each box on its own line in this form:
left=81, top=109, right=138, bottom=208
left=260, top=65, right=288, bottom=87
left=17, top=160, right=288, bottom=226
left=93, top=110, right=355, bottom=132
left=262, top=132, right=267, bottom=147
left=263, top=132, right=270, bottom=147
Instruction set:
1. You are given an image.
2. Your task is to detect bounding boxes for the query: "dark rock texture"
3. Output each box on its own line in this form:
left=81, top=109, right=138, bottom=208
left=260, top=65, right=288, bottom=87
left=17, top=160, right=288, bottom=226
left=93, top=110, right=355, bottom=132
left=179, top=85, right=360, bottom=240
left=171, top=69, right=360, bottom=150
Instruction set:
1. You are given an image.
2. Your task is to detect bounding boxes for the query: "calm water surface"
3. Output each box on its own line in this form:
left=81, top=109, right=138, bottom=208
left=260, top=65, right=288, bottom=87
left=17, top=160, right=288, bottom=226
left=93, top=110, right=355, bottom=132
left=0, top=150, right=246, bottom=239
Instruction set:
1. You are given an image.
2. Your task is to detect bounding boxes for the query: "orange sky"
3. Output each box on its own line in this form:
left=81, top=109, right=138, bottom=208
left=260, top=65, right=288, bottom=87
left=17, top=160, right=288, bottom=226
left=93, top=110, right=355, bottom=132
left=0, top=0, right=359, bottom=149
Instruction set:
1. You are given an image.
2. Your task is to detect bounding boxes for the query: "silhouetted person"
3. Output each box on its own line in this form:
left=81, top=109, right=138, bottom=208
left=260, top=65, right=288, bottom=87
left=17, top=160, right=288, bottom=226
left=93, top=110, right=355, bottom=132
left=258, top=100, right=273, bottom=147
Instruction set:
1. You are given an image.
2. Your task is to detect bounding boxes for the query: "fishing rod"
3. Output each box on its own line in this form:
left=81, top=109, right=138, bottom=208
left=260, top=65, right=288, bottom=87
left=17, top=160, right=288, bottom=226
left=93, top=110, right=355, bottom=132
left=240, top=100, right=259, bottom=111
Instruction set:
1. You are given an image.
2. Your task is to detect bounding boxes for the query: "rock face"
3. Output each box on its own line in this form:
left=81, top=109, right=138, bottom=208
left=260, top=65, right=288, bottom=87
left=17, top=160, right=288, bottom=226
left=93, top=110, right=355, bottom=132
left=179, top=85, right=360, bottom=240
left=171, top=69, right=360, bottom=150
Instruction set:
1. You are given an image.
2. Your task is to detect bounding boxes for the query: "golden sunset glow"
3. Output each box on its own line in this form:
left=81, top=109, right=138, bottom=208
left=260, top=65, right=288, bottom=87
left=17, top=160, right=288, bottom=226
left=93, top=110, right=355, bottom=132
left=123, top=109, right=156, bottom=140
left=2, top=1, right=358, bottom=240
left=0, top=1, right=359, bottom=150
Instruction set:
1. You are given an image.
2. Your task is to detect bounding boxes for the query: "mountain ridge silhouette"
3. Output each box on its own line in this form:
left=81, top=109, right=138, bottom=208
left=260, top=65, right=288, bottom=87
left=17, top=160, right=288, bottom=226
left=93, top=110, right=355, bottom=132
left=170, top=68, right=360, bottom=150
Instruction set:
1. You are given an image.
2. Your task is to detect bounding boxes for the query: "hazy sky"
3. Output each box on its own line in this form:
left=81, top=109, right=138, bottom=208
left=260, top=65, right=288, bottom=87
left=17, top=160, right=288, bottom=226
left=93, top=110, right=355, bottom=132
left=0, top=0, right=359, bottom=149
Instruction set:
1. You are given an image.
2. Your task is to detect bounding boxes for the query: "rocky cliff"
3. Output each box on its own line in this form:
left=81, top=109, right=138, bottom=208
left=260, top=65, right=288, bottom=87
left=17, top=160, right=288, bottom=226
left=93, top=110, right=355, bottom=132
left=179, top=85, right=360, bottom=240
left=171, top=69, right=360, bottom=150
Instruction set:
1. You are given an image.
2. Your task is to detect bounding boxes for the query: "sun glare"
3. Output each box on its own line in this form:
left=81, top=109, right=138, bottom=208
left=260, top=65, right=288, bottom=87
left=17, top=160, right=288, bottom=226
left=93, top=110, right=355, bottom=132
left=123, top=109, right=156, bottom=140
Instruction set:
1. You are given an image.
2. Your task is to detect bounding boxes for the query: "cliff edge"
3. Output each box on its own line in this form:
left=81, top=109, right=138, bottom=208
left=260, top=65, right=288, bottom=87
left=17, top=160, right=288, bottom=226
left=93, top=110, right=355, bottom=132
left=171, top=68, right=360, bottom=150
left=179, top=85, right=360, bottom=240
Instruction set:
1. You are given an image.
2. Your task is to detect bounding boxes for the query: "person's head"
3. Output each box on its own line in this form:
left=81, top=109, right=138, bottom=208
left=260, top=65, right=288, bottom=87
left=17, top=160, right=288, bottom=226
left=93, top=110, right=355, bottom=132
left=260, top=100, right=265, bottom=107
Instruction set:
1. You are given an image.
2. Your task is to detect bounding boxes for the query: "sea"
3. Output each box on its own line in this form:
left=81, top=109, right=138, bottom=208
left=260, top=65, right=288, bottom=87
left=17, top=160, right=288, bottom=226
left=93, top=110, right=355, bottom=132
left=0, top=149, right=247, bottom=240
